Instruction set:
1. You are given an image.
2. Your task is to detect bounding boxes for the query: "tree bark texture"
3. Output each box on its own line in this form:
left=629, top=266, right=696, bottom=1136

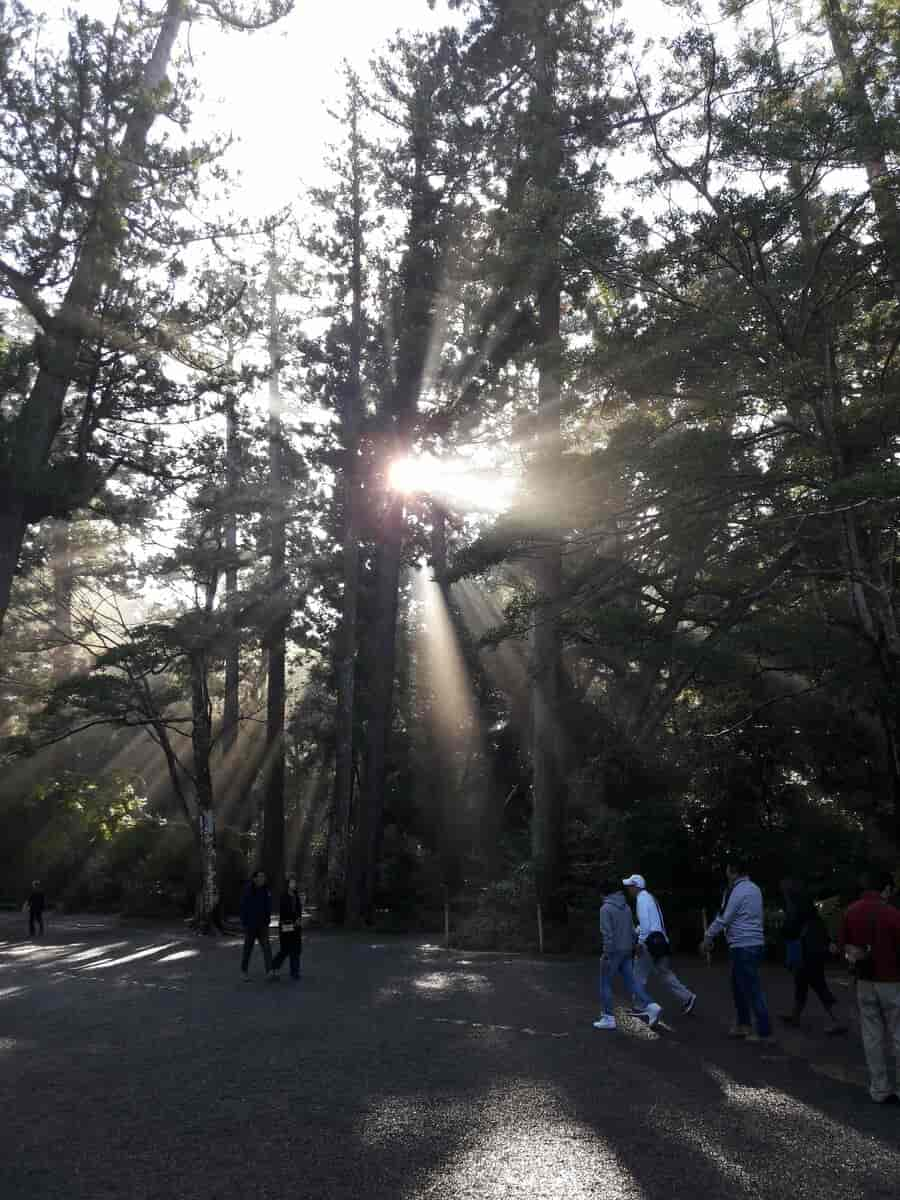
left=528, top=8, right=567, bottom=921
left=821, top=0, right=900, bottom=300
left=344, top=64, right=438, bottom=924
left=222, top=385, right=240, bottom=760
left=261, top=245, right=286, bottom=891
left=346, top=497, right=404, bottom=925
left=190, top=647, right=219, bottom=926
left=328, top=79, right=365, bottom=916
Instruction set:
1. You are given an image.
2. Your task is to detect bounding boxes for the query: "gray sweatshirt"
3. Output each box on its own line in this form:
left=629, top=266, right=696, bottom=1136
left=600, top=891, right=635, bottom=956
left=705, top=877, right=765, bottom=948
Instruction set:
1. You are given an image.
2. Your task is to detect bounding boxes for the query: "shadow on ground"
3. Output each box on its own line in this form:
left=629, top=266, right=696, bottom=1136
left=0, top=915, right=896, bottom=1200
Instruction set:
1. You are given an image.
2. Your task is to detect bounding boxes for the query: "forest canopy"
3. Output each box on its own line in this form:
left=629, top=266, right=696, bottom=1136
left=1, top=0, right=898, bottom=942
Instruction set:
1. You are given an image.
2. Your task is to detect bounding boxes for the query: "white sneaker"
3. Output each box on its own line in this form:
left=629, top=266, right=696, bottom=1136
left=592, top=1015, right=617, bottom=1030
left=637, top=1002, right=662, bottom=1028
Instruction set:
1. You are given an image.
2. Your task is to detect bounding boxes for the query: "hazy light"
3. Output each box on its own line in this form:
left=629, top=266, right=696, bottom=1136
left=389, top=454, right=515, bottom=513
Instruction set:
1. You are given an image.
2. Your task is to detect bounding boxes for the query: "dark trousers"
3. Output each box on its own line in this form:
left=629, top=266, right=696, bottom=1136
left=729, top=945, right=771, bottom=1036
left=272, top=933, right=302, bottom=978
left=241, top=927, right=272, bottom=974
left=29, top=911, right=44, bottom=937
left=794, top=953, right=836, bottom=1014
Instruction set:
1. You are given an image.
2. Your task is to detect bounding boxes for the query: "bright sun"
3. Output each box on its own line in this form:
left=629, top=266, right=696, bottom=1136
left=388, top=454, right=514, bottom=514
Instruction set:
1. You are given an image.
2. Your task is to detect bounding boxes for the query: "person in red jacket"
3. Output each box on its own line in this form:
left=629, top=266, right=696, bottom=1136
left=839, top=871, right=900, bottom=1104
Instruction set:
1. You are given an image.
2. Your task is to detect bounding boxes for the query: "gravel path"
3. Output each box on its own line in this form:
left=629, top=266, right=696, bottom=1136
left=1, top=914, right=897, bottom=1199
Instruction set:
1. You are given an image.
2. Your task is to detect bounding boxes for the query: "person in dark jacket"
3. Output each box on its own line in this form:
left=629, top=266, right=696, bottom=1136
left=26, top=881, right=45, bottom=938
left=839, top=870, right=900, bottom=1103
left=271, top=873, right=303, bottom=980
left=780, top=879, right=847, bottom=1034
left=239, top=870, right=276, bottom=981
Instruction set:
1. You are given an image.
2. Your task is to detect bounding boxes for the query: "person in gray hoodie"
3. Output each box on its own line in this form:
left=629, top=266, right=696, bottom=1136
left=594, top=881, right=662, bottom=1030
left=701, top=859, right=773, bottom=1042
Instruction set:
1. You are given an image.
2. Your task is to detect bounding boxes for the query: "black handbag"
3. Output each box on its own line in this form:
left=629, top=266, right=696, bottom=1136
left=645, top=898, right=672, bottom=961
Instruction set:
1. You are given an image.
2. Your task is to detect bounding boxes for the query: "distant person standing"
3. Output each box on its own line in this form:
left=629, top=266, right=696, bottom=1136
left=701, top=860, right=773, bottom=1043
left=25, top=881, right=45, bottom=938
left=839, top=870, right=900, bottom=1104
left=779, top=879, right=846, bottom=1035
left=271, top=874, right=303, bottom=981
left=594, top=880, right=661, bottom=1030
left=239, top=870, right=276, bottom=982
left=623, top=874, right=697, bottom=1015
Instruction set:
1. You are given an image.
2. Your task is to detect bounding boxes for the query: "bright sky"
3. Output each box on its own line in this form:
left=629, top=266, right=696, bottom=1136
left=63, top=0, right=693, bottom=221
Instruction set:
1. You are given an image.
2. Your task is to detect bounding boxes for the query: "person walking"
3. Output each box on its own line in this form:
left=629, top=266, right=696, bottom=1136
left=25, top=881, right=45, bottom=938
left=594, top=880, right=662, bottom=1030
left=271, top=873, right=303, bottom=981
left=779, top=879, right=846, bottom=1035
left=839, top=870, right=900, bottom=1104
left=623, top=873, right=697, bottom=1015
left=239, top=869, right=276, bottom=982
left=701, top=859, right=773, bottom=1043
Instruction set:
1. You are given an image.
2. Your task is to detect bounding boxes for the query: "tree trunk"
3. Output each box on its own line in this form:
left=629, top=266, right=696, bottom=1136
left=0, top=0, right=186, bottom=636
left=529, top=9, right=567, bottom=922
left=190, top=647, right=219, bottom=930
left=50, top=520, right=74, bottom=682
left=328, top=77, right=365, bottom=918
left=261, top=243, right=287, bottom=892
left=345, top=496, right=404, bottom=926
left=222, top=383, right=240, bottom=760
left=821, top=0, right=900, bottom=300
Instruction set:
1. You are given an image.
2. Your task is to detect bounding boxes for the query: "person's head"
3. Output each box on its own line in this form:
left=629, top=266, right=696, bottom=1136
left=252, top=869, right=266, bottom=888
left=780, top=877, right=801, bottom=901
left=857, top=868, right=893, bottom=896
left=286, top=873, right=298, bottom=893
left=622, top=873, right=646, bottom=900
left=599, top=879, right=622, bottom=901
left=725, top=858, right=749, bottom=885
left=31, top=879, right=40, bottom=889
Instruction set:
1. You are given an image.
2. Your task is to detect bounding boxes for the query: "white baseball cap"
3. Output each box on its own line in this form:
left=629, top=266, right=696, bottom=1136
left=622, top=874, right=646, bottom=889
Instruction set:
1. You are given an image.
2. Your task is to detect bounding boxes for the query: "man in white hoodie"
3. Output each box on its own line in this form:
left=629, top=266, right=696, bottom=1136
left=623, top=874, right=697, bottom=1015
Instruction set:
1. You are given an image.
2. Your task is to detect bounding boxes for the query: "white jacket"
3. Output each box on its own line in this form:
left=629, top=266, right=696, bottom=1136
left=635, top=890, right=667, bottom=944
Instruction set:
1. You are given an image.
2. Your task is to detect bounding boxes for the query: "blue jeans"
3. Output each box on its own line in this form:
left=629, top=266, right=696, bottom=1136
left=729, top=945, right=771, bottom=1035
left=600, top=951, right=655, bottom=1015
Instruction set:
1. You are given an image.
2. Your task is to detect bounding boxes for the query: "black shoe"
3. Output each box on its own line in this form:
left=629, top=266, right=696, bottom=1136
left=875, top=1093, right=900, bottom=1105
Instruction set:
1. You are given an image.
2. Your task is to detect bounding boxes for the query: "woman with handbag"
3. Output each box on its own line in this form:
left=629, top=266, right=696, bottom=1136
left=780, top=879, right=846, bottom=1035
left=271, top=874, right=303, bottom=981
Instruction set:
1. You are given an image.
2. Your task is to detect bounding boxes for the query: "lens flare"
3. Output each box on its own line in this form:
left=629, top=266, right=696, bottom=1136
left=388, top=454, right=515, bottom=513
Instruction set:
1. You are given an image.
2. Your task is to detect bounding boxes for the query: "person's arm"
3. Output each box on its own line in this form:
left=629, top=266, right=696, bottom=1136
left=635, top=892, right=651, bottom=942
left=837, top=909, right=850, bottom=951
left=781, top=902, right=803, bottom=942
left=599, top=906, right=613, bottom=957
left=705, top=886, right=740, bottom=943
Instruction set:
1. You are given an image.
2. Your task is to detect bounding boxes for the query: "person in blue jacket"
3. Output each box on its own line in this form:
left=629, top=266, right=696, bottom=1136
left=240, top=869, right=276, bottom=981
